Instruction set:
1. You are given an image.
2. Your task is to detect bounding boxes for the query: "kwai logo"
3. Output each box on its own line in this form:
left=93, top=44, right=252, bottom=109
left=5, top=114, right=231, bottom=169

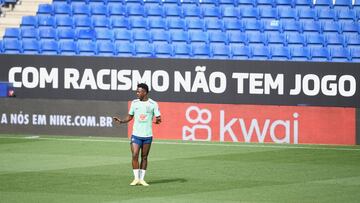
left=182, top=105, right=299, bottom=144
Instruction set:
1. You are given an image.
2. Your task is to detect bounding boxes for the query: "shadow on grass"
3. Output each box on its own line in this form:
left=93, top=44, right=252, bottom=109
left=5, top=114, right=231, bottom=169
left=148, top=178, right=187, bottom=185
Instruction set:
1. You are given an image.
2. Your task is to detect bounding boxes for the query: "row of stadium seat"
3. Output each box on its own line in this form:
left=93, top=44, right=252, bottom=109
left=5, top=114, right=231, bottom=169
left=36, top=4, right=360, bottom=20
left=1, top=39, right=359, bottom=61
left=3, top=28, right=360, bottom=48
left=52, top=0, right=360, bottom=10
left=19, top=16, right=360, bottom=34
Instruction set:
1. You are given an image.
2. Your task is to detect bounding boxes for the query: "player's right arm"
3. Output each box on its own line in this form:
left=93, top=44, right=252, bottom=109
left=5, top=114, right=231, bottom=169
left=113, top=115, right=133, bottom=124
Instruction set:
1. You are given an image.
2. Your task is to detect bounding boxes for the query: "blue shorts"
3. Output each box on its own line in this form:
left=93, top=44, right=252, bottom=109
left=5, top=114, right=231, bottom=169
left=130, top=135, right=153, bottom=147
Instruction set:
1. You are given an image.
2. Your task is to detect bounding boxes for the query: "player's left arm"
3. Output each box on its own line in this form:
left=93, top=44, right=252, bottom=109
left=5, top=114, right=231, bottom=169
left=153, top=102, right=161, bottom=124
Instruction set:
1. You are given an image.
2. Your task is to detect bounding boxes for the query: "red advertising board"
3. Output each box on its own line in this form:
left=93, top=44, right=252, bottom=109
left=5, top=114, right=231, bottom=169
left=129, top=102, right=356, bottom=145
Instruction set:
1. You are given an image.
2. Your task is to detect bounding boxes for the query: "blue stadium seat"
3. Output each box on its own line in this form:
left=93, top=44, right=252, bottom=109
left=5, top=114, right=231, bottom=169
left=116, top=42, right=134, bottom=56
left=286, top=33, right=306, bottom=47
left=88, top=0, right=108, bottom=5
left=143, top=0, right=163, bottom=7
left=182, top=0, right=200, bottom=7
left=129, top=18, right=148, bottom=30
left=322, top=21, right=341, bottom=34
left=72, top=4, right=90, bottom=17
left=278, top=8, right=297, bottom=22
left=173, top=44, right=191, bottom=58
left=330, top=47, right=350, bottom=62
left=267, top=33, right=286, bottom=47
left=238, top=0, right=255, bottom=9
left=171, top=31, right=189, bottom=44
left=40, top=40, right=59, bottom=55
left=37, top=4, right=53, bottom=15
left=240, top=8, right=259, bottom=20
left=96, top=29, right=114, bottom=42
left=306, top=34, right=326, bottom=48
left=74, top=16, right=92, bottom=28
left=274, top=0, right=293, bottom=9
left=134, top=43, right=153, bottom=57
left=90, top=4, right=108, bottom=16
left=164, top=5, right=183, bottom=18
left=154, top=44, right=173, bottom=58
left=310, top=47, right=330, bottom=61
left=92, top=16, right=110, bottom=28
left=325, top=33, right=345, bottom=48
left=146, top=5, right=164, bottom=18
left=108, top=5, right=126, bottom=16
left=218, top=0, right=238, bottom=6
left=302, top=21, right=321, bottom=34
left=77, top=41, right=97, bottom=56
left=167, top=18, right=186, bottom=30
left=21, top=28, right=38, bottom=40
left=211, top=44, right=231, bottom=59
left=297, top=8, right=317, bottom=23
left=221, top=7, right=239, bottom=19
left=191, top=44, right=211, bottom=58
left=3, top=28, right=21, bottom=40
left=231, top=45, right=251, bottom=59
left=354, top=0, right=360, bottom=10
left=149, top=18, right=167, bottom=30
left=151, top=30, right=171, bottom=44
left=271, top=46, right=290, bottom=60
left=346, top=35, right=360, bottom=49
left=205, top=19, right=224, bottom=32
left=257, top=0, right=274, bottom=9
left=314, top=0, right=333, bottom=9
left=59, top=41, right=77, bottom=55
left=53, top=3, right=72, bottom=16
left=57, top=28, right=76, bottom=42
left=76, top=29, right=96, bottom=42
left=189, top=31, right=209, bottom=45
left=263, top=20, right=281, bottom=34
left=114, top=30, right=132, bottom=42
left=202, top=7, right=221, bottom=19
left=183, top=5, right=202, bottom=19
left=132, top=30, right=152, bottom=42
left=243, top=20, right=263, bottom=34
left=22, top=39, right=40, bottom=54
left=3, top=39, right=22, bottom=54
left=186, top=18, right=205, bottom=31
left=21, top=16, right=38, bottom=28
left=228, top=32, right=247, bottom=46
left=247, top=33, right=267, bottom=46
left=127, top=5, right=146, bottom=17
left=337, top=10, right=356, bottom=23
left=251, top=45, right=270, bottom=60
left=282, top=21, right=302, bottom=34
left=294, top=0, right=313, bottom=9
left=259, top=8, right=278, bottom=20
left=350, top=48, right=360, bottom=62
left=55, top=16, right=74, bottom=28
left=38, top=16, right=55, bottom=28
left=334, top=0, right=352, bottom=10
left=97, top=41, right=116, bottom=56
left=317, top=9, right=337, bottom=22
left=209, top=32, right=228, bottom=45
left=224, top=19, right=243, bottom=33
left=124, top=0, right=143, bottom=6
left=39, top=27, right=57, bottom=41
left=163, top=0, right=180, bottom=6
left=200, top=0, right=219, bottom=8
left=111, top=17, right=129, bottom=29
left=290, top=47, right=310, bottom=60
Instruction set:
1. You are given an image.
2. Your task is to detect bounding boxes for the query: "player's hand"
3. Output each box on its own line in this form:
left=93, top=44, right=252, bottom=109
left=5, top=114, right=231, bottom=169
left=113, top=117, right=121, bottom=123
left=153, top=119, right=161, bottom=124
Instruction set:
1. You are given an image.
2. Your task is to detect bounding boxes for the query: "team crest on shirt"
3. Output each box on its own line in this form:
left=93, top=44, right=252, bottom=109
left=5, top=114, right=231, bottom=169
left=139, top=114, right=147, bottom=121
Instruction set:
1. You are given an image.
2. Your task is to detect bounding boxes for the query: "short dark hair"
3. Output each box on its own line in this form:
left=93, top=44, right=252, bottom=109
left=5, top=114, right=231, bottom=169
left=137, top=83, right=149, bottom=93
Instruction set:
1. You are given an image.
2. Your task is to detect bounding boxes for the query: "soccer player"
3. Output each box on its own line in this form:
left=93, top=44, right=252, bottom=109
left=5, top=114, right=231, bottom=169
left=113, top=83, right=161, bottom=186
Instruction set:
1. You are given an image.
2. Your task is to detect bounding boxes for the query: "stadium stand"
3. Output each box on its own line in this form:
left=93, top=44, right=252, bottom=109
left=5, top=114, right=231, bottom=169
left=0, top=0, right=359, bottom=62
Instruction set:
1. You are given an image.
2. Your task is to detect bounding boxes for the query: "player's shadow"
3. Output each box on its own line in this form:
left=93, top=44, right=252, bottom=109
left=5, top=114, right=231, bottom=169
left=148, top=178, right=187, bottom=185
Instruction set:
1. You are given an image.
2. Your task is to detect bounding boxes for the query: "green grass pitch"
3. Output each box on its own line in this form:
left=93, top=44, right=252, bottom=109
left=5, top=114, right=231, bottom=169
left=1, top=135, right=360, bottom=203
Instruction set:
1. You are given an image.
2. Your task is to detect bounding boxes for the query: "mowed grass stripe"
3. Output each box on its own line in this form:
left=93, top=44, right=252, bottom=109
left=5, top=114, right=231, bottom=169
left=0, top=136, right=360, bottom=203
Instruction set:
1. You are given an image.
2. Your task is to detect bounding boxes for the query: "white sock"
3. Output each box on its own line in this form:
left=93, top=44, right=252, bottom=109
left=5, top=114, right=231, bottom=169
left=133, top=169, right=139, bottom=180
left=140, top=169, right=146, bottom=180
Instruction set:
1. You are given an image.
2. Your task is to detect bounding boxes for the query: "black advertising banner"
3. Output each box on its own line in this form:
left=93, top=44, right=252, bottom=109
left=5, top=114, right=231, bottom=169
left=0, top=54, right=359, bottom=107
left=0, top=98, right=128, bottom=137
